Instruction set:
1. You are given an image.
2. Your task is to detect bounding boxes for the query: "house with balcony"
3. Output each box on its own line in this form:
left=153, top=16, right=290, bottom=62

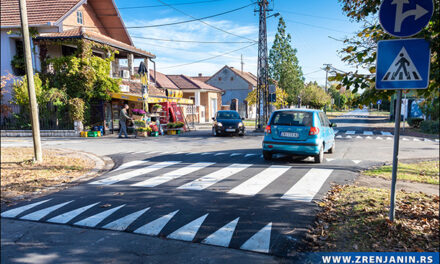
left=0, top=0, right=194, bottom=134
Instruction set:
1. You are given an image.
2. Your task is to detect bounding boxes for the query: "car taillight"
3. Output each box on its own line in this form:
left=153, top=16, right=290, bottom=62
left=309, top=127, right=319, bottom=135
left=265, top=125, right=271, bottom=134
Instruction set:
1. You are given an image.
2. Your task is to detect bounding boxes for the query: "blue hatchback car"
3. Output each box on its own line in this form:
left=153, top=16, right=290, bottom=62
left=262, top=109, right=337, bottom=163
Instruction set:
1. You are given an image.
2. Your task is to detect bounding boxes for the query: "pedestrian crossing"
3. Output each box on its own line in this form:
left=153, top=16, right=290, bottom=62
left=1, top=199, right=275, bottom=254
left=88, top=159, right=337, bottom=202
left=333, top=130, right=438, bottom=142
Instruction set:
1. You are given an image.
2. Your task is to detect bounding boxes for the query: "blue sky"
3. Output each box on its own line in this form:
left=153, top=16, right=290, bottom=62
left=115, top=0, right=365, bottom=85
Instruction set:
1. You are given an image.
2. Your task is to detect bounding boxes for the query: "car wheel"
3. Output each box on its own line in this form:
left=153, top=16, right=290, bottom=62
left=314, top=146, right=324, bottom=163
left=328, top=141, right=335, bottom=153
left=239, top=131, right=245, bottom=137
left=212, top=128, right=218, bottom=137
left=263, top=151, right=272, bottom=161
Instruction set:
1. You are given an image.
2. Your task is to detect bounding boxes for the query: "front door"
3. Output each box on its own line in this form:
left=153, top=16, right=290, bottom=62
left=211, top=98, right=217, bottom=121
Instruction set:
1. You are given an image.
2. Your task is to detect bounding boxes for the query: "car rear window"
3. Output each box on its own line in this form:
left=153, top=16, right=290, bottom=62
left=271, top=111, right=313, bottom=126
left=217, top=112, right=240, bottom=119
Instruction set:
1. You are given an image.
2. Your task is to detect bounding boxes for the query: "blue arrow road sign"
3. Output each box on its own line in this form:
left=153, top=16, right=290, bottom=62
left=376, top=39, right=430, bottom=90
left=379, top=0, right=434, bottom=37
left=377, top=100, right=382, bottom=105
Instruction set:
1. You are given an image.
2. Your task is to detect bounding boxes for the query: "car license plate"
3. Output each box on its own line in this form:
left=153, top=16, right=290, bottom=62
left=281, top=132, right=299, bottom=138
left=226, top=129, right=235, bottom=132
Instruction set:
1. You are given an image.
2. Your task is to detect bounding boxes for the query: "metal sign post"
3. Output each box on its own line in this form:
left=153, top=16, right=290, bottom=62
left=377, top=0, right=433, bottom=221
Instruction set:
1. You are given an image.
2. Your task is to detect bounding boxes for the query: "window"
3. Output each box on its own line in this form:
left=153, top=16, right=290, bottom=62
left=271, top=111, right=313, bottom=127
left=77, top=11, right=83, bottom=24
left=218, top=77, right=222, bottom=81
left=62, top=45, right=76, bottom=56
left=230, top=77, right=234, bottom=81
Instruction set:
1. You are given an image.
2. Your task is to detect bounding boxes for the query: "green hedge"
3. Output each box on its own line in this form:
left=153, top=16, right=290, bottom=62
left=407, top=117, right=424, bottom=128
left=420, top=120, right=439, bottom=134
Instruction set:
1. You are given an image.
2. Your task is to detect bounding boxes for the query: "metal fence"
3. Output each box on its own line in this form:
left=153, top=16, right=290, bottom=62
left=0, top=104, right=73, bottom=130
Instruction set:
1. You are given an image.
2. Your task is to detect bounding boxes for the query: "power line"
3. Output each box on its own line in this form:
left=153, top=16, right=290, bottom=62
left=161, top=43, right=256, bottom=69
left=131, top=35, right=254, bottom=44
left=284, top=19, right=353, bottom=34
left=156, top=0, right=257, bottom=42
left=277, top=10, right=347, bottom=22
left=65, top=3, right=255, bottom=30
left=108, top=0, right=224, bottom=10
left=303, top=69, right=322, bottom=75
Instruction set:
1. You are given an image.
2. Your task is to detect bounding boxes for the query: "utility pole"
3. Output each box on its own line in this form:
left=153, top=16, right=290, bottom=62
left=240, top=54, right=244, bottom=73
left=323, top=64, right=332, bottom=113
left=255, top=0, right=270, bottom=131
left=19, top=0, right=43, bottom=162
left=323, top=64, right=332, bottom=93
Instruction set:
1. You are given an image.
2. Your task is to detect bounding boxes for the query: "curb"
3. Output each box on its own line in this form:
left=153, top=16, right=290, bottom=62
left=1, top=148, right=114, bottom=206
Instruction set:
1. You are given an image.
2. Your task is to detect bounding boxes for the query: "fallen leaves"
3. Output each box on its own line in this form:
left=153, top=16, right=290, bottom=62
left=1, top=147, right=95, bottom=205
left=305, top=185, right=439, bottom=252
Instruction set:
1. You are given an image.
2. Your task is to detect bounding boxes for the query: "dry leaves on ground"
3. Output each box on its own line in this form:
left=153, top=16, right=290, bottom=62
left=305, top=185, right=439, bottom=252
left=1, top=147, right=95, bottom=205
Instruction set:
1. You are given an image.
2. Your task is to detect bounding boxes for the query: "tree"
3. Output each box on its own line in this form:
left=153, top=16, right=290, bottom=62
left=269, top=17, right=304, bottom=106
left=246, top=84, right=288, bottom=109
left=301, top=82, right=331, bottom=109
left=331, top=0, right=439, bottom=106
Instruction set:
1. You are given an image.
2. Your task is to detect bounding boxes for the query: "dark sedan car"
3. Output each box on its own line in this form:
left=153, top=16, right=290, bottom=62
left=212, top=110, right=245, bottom=136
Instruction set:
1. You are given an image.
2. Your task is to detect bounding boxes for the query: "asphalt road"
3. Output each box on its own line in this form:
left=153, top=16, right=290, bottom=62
left=1, top=113, right=439, bottom=263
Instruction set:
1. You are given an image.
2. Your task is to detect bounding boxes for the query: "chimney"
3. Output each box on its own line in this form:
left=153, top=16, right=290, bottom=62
left=198, top=73, right=202, bottom=77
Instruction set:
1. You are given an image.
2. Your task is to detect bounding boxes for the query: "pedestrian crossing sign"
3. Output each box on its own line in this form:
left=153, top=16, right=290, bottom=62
left=376, top=39, right=430, bottom=90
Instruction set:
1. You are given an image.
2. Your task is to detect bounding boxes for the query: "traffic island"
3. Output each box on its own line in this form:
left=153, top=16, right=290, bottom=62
left=304, top=185, right=439, bottom=252
left=0, top=147, right=112, bottom=206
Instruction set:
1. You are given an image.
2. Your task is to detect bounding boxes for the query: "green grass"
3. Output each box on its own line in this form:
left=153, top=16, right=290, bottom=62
left=363, top=160, right=439, bottom=184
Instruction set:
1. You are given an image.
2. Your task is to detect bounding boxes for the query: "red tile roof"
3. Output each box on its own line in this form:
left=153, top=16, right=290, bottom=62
left=229, top=67, right=257, bottom=86
left=37, top=28, right=155, bottom=58
left=1, top=0, right=82, bottom=27
left=167, top=75, right=222, bottom=92
left=191, top=76, right=211, bottom=83
left=150, top=70, right=178, bottom=90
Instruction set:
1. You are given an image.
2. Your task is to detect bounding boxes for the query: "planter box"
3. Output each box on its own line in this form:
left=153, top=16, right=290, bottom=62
left=132, top=115, right=143, bottom=121
left=136, top=131, right=148, bottom=137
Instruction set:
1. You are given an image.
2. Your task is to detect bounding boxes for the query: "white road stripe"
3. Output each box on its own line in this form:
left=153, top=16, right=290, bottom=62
left=20, top=201, right=73, bottom=221
left=132, top=162, right=215, bottom=187
left=201, top=153, right=211, bottom=155
left=386, top=137, right=393, bottom=140
left=413, top=138, right=421, bottom=141
left=112, top=160, right=150, bottom=173
left=214, top=153, right=226, bottom=156
left=281, top=169, right=333, bottom=202
left=376, top=137, right=383, bottom=140
left=336, top=135, right=343, bottom=139
left=167, top=213, right=209, bottom=241
left=366, top=136, right=373, bottom=139
left=240, top=222, right=272, bottom=253
left=74, top=204, right=125, bottom=227
left=178, top=164, right=252, bottom=191
left=202, top=217, right=239, bottom=247
left=325, top=158, right=335, bottom=162
left=230, top=153, right=242, bottom=157
left=381, top=131, right=392, bottom=136
left=1, top=199, right=51, bottom=218
left=403, top=138, right=409, bottom=141
left=47, top=202, right=99, bottom=224
left=134, top=210, right=179, bottom=236
left=245, top=154, right=257, bottom=157
left=345, top=131, right=355, bottom=135
left=228, top=166, right=291, bottom=196
left=89, top=161, right=181, bottom=185
left=345, top=135, right=352, bottom=139
left=103, top=208, right=150, bottom=231
left=356, top=136, right=362, bottom=139
left=363, top=131, right=373, bottom=135
left=435, top=139, right=439, bottom=142
left=352, top=160, right=361, bottom=164
left=424, top=138, right=432, bottom=142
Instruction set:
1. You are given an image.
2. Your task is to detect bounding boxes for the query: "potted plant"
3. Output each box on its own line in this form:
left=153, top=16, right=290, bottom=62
left=132, top=109, right=146, bottom=120
left=136, top=127, right=151, bottom=137
left=175, top=122, right=184, bottom=134
left=152, top=104, right=162, bottom=113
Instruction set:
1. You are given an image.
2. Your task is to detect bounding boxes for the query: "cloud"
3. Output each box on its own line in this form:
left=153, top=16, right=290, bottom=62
left=124, top=17, right=258, bottom=76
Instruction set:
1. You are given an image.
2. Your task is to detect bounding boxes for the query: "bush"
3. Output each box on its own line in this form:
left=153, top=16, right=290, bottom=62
left=420, top=120, right=439, bottom=134
left=68, top=98, right=85, bottom=121
left=407, top=117, right=424, bottom=128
